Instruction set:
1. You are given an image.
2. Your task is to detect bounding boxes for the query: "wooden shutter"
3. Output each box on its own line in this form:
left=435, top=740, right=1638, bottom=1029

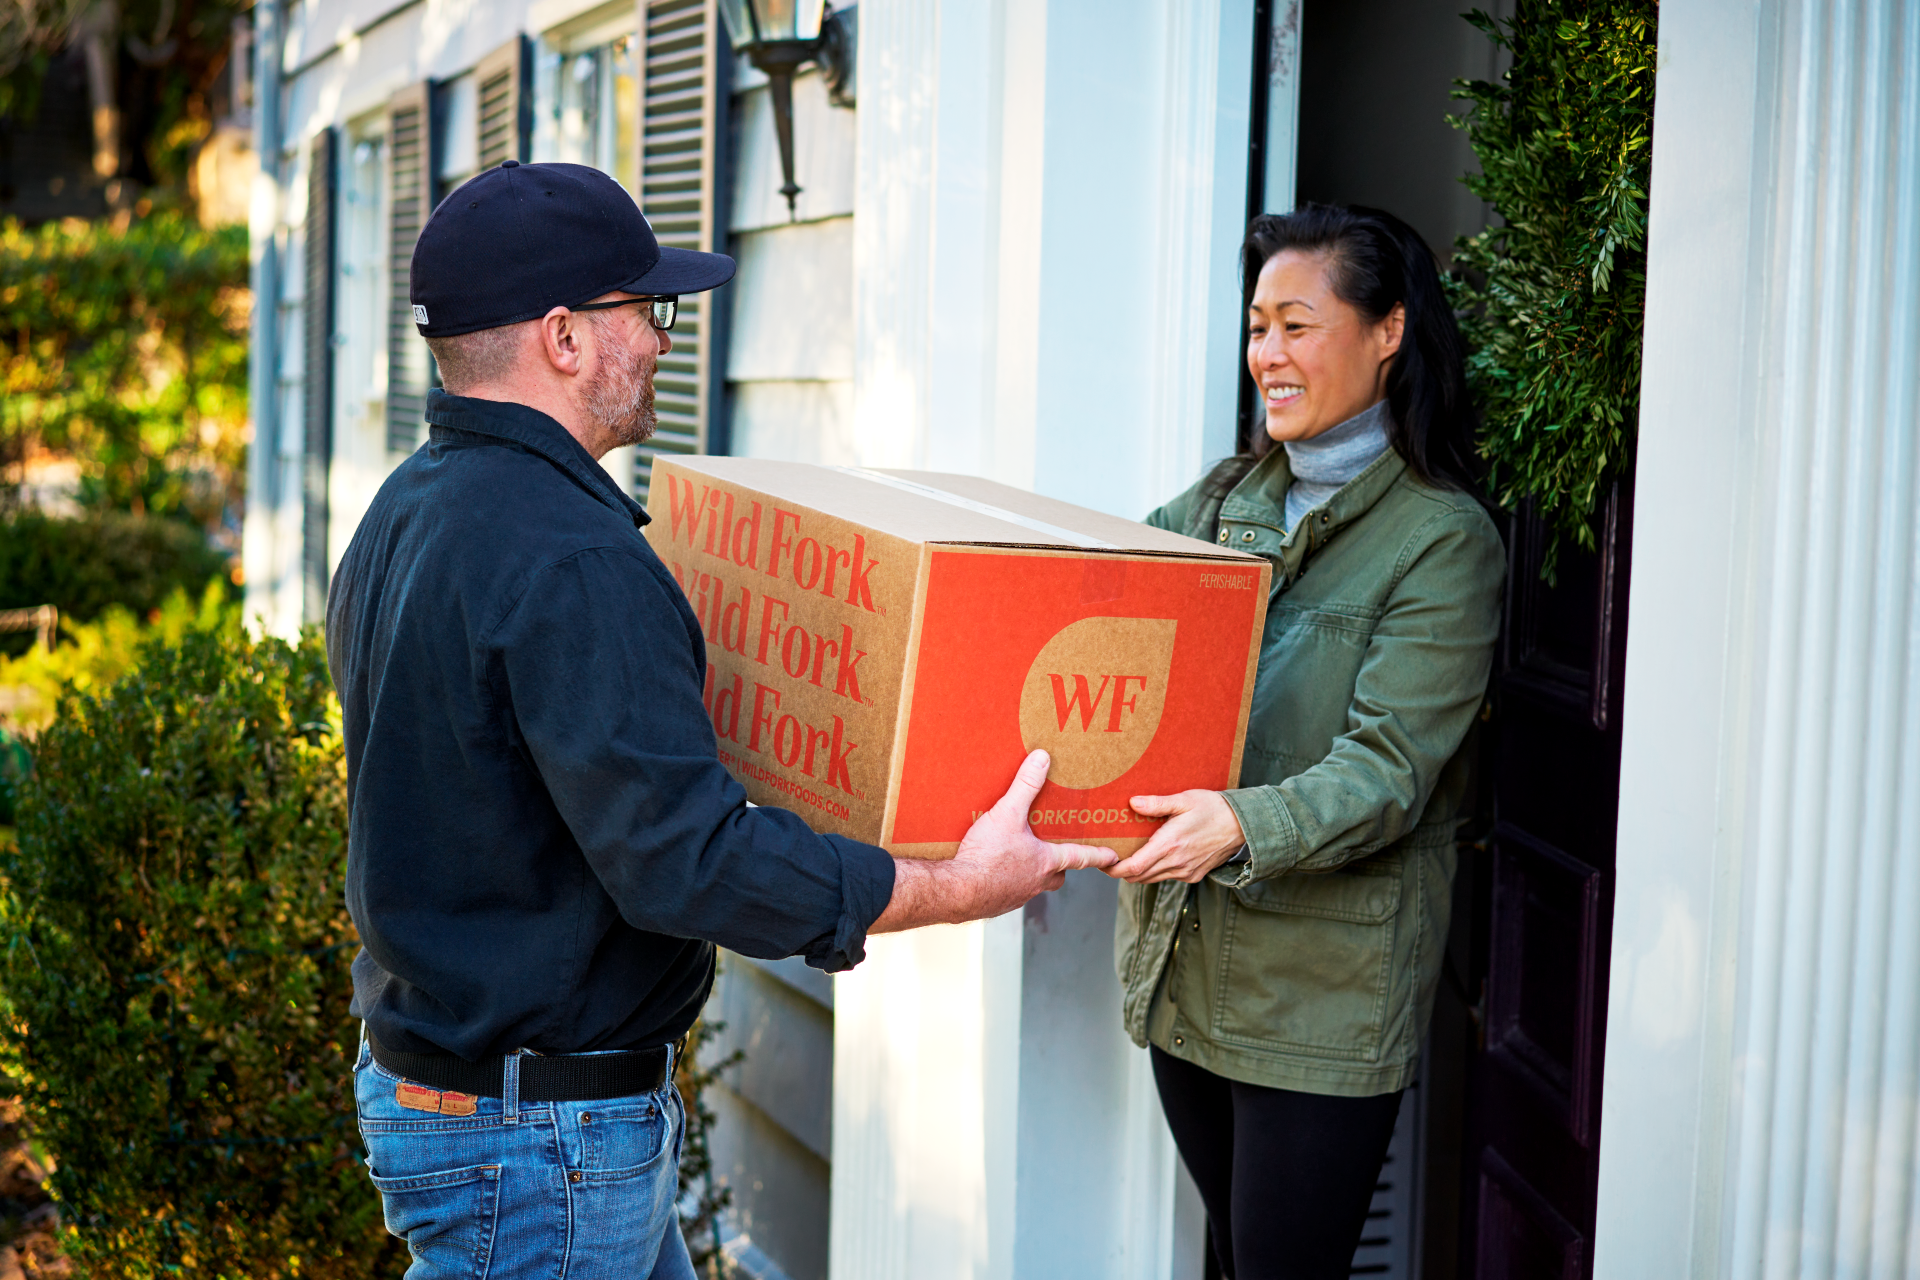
left=303, top=126, right=338, bottom=625
left=475, top=35, right=532, bottom=171
left=634, top=0, right=724, bottom=502
left=387, top=81, right=435, bottom=454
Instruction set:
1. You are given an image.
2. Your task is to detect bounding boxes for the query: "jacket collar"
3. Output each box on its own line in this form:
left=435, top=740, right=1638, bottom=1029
left=424, top=389, right=650, bottom=527
left=1218, top=443, right=1407, bottom=587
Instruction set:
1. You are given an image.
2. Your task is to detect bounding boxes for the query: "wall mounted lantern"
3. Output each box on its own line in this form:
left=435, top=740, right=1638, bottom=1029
left=718, top=1, right=856, bottom=219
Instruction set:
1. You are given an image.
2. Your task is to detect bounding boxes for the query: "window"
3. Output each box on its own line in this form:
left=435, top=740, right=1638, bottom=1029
left=538, top=36, right=641, bottom=195
left=337, top=125, right=388, bottom=439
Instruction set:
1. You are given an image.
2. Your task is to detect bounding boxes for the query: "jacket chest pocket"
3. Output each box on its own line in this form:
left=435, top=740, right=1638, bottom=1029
left=1213, top=865, right=1402, bottom=1062
left=1243, top=608, right=1380, bottom=775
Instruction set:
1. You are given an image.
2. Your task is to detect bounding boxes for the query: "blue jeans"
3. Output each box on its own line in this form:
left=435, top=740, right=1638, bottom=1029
left=354, top=1036, right=695, bottom=1280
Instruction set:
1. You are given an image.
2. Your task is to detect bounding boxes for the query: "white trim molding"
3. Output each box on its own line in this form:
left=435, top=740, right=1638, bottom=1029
left=1598, top=0, right=1920, bottom=1275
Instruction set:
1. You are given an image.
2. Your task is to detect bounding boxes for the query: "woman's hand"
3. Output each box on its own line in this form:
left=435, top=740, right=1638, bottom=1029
left=1108, top=790, right=1247, bottom=884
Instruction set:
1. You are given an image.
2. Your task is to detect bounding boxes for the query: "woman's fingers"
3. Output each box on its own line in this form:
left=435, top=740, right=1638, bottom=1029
left=1128, top=792, right=1186, bottom=818
left=1108, top=791, right=1248, bottom=884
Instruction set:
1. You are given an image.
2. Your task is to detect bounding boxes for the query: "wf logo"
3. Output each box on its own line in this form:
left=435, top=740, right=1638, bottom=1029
left=1019, top=617, right=1177, bottom=789
left=1047, top=674, right=1151, bottom=733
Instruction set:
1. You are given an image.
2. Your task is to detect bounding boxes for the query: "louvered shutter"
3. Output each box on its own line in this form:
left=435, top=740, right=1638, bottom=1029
left=475, top=35, right=532, bottom=171
left=303, top=126, right=338, bottom=626
left=386, top=81, right=435, bottom=454
left=634, top=0, right=724, bottom=502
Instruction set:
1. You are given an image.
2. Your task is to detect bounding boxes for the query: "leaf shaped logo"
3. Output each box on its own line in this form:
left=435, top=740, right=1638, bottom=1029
left=1017, top=616, right=1178, bottom=789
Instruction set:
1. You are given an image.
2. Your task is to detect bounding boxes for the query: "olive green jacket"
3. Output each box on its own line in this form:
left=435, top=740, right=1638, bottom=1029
left=1115, top=444, right=1503, bottom=1095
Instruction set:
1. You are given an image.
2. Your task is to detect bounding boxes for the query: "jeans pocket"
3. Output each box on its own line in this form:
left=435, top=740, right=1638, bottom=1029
left=582, top=1099, right=668, bottom=1174
left=368, top=1162, right=502, bottom=1279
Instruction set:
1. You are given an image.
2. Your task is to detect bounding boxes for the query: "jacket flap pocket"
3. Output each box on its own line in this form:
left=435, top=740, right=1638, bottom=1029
left=1233, top=864, right=1401, bottom=923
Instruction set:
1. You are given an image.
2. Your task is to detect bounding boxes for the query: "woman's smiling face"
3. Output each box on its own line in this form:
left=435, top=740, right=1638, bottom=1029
left=1247, top=249, right=1405, bottom=444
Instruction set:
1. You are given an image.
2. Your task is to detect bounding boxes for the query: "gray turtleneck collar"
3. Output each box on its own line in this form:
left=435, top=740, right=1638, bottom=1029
left=1283, top=399, right=1392, bottom=531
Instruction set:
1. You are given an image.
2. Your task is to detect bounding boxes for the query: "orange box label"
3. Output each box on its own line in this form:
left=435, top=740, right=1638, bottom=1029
left=891, top=550, right=1263, bottom=846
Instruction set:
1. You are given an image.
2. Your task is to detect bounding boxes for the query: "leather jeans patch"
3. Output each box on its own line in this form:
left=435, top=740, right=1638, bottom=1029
left=395, top=1080, right=479, bottom=1116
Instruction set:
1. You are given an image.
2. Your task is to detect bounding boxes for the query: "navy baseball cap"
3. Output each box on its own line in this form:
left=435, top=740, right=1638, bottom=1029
left=409, top=160, right=735, bottom=338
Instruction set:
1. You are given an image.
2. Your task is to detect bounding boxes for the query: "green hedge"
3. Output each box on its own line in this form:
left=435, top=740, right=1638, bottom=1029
left=0, top=626, right=401, bottom=1276
left=0, top=619, right=741, bottom=1274
left=0, top=510, right=228, bottom=625
left=1450, top=0, right=1657, bottom=575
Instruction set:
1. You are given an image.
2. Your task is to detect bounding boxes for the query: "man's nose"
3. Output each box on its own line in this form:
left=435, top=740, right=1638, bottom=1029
left=656, top=327, right=674, bottom=357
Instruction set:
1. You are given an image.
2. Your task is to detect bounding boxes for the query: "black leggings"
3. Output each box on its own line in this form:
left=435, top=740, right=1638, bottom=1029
left=1151, top=1047, right=1404, bottom=1280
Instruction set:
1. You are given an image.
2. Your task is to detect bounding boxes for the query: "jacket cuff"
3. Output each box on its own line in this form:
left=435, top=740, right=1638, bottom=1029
left=805, top=836, right=897, bottom=973
left=1214, top=786, right=1305, bottom=888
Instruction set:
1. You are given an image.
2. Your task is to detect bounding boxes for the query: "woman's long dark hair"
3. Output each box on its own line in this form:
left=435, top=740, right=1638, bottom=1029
left=1204, top=203, right=1480, bottom=498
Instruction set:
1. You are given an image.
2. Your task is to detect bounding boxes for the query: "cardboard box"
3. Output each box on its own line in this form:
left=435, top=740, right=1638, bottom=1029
left=646, top=457, right=1271, bottom=857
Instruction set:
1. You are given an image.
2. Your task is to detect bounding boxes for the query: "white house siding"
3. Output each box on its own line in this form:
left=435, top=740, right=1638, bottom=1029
left=705, top=953, right=837, bottom=1280
left=724, top=61, right=856, bottom=463
left=701, top=53, right=857, bottom=1280
left=830, top=1, right=1258, bottom=1278
left=1598, top=0, right=1920, bottom=1276
left=246, top=0, right=531, bottom=636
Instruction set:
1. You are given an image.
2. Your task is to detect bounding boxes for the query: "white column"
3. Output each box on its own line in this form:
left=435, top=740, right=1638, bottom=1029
left=838, top=2, right=1259, bottom=1276
left=1596, top=0, right=1920, bottom=1276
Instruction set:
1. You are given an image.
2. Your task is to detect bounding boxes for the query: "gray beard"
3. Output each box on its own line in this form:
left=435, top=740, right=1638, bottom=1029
left=583, top=332, right=658, bottom=450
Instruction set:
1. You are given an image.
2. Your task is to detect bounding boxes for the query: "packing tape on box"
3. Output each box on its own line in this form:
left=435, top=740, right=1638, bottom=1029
left=832, top=468, right=1119, bottom=550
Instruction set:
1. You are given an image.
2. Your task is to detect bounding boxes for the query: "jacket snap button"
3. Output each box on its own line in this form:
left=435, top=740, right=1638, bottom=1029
left=580, top=1113, right=592, bottom=1124
left=1174, top=1035, right=1185, bottom=1047
left=1217, top=528, right=1228, bottom=543
left=1241, top=530, right=1256, bottom=542
left=570, top=1170, right=584, bottom=1183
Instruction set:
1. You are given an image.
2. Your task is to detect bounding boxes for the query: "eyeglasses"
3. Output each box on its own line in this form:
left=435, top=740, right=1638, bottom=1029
left=570, top=295, right=678, bottom=331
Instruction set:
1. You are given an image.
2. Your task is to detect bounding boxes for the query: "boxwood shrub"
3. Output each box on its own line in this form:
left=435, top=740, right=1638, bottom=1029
left=0, top=626, right=401, bottom=1276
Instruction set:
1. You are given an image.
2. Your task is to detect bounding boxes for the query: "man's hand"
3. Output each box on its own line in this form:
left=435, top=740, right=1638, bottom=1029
left=871, top=750, right=1118, bottom=933
left=1106, top=790, right=1246, bottom=885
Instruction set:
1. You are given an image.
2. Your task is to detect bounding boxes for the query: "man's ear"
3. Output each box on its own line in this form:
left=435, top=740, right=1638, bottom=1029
left=539, top=307, right=586, bottom=377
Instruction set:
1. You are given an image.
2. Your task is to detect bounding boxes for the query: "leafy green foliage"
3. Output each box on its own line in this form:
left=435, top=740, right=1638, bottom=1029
left=0, top=579, right=240, bottom=733
left=0, top=212, right=249, bottom=530
left=0, top=626, right=402, bottom=1276
left=1449, top=0, right=1657, bottom=574
left=676, top=1018, right=742, bottom=1277
left=0, top=726, right=26, bottom=827
left=0, top=508, right=228, bottom=624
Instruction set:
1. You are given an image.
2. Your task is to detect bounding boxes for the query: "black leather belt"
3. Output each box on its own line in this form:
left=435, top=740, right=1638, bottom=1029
left=368, top=1032, right=671, bottom=1102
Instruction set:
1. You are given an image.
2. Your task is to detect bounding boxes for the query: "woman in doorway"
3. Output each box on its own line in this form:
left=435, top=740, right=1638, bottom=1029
left=1109, top=205, right=1503, bottom=1280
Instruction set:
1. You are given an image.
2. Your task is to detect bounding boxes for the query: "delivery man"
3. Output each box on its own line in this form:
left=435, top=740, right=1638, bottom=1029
left=326, top=161, right=1114, bottom=1279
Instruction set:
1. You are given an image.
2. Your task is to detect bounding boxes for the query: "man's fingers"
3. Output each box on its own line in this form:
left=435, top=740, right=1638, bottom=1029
left=1047, top=840, right=1119, bottom=872
left=988, top=749, right=1054, bottom=823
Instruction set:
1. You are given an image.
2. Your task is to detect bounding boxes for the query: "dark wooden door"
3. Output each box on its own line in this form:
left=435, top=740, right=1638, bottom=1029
left=1455, top=483, right=1633, bottom=1279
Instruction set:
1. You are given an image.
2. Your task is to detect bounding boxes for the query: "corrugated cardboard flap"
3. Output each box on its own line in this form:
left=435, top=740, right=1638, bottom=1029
left=655, top=456, right=1259, bottom=561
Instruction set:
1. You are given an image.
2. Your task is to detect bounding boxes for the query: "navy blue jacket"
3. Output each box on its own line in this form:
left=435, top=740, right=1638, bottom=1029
left=327, top=391, right=896, bottom=1060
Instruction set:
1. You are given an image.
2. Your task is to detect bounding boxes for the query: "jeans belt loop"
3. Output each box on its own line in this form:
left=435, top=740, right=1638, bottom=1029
left=503, top=1049, right=523, bottom=1125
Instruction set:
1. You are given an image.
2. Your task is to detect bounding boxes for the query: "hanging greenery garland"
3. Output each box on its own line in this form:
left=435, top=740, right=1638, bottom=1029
left=1449, top=0, right=1659, bottom=576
